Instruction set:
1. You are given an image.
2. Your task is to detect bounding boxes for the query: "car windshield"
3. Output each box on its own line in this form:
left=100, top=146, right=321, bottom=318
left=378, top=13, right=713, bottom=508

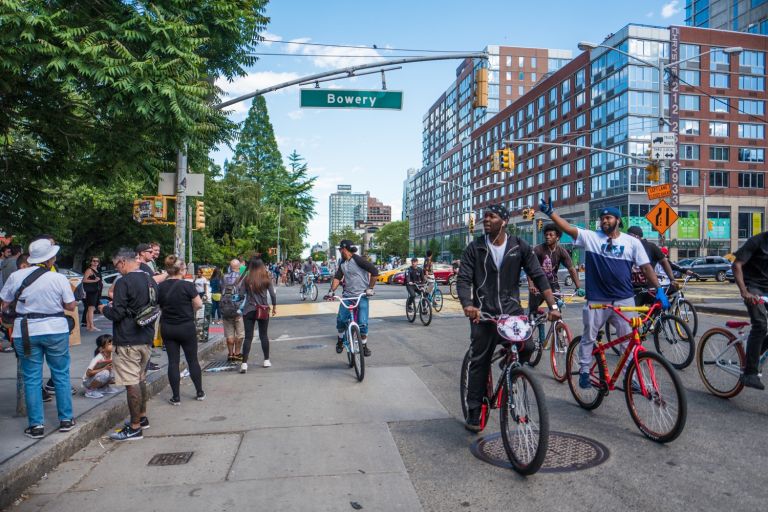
left=677, top=259, right=693, bottom=266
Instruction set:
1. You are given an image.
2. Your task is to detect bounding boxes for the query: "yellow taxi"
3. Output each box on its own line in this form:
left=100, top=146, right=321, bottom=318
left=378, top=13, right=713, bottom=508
left=377, top=264, right=410, bottom=284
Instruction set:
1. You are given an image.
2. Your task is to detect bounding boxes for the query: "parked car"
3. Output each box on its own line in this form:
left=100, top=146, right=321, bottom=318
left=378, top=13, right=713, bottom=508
left=557, top=268, right=585, bottom=287
left=433, top=264, right=454, bottom=284
left=673, top=256, right=732, bottom=282
left=377, top=264, right=410, bottom=284
left=56, top=268, right=83, bottom=289
left=100, top=272, right=121, bottom=299
left=317, top=266, right=332, bottom=283
left=725, top=268, right=735, bottom=283
left=391, top=271, right=406, bottom=285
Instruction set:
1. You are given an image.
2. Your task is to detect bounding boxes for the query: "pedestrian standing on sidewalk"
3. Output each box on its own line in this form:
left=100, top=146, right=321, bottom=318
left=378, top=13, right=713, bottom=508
left=0, top=238, right=77, bottom=438
left=220, top=259, right=245, bottom=362
left=238, top=258, right=276, bottom=373
left=81, top=256, right=102, bottom=332
left=100, top=248, right=158, bottom=441
left=209, top=267, right=222, bottom=324
left=157, top=255, right=205, bottom=404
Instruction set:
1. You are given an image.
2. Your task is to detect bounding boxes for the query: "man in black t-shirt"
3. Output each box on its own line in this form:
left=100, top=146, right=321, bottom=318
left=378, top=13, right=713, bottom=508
left=626, top=226, right=687, bottom=306
left=136, top=243, right=167, bottom=284
left=732, top=231, right=768, bottom=390
left=405, top=258, right=425, bottom=308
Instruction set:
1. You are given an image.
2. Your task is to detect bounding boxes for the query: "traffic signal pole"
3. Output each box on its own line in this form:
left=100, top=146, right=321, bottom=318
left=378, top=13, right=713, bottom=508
left=175, top=148, right=188, bottom=259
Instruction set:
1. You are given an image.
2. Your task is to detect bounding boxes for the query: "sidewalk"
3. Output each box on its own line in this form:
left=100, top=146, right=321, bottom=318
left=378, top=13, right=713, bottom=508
left=0, top=311, right=224, bottom=510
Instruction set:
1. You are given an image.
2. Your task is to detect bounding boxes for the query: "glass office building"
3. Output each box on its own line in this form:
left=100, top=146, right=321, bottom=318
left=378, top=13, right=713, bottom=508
left=686, top=0, right=768, bottom=34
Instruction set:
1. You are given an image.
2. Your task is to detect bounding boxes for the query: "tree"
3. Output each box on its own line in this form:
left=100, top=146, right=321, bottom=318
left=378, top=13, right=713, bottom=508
left=330, top=228, right=362, bottom=250
left=427, top=238, right=441, bottom=258
left=447, top=235, right=466, bottom=260
left=375, top=220, right=409, bottom=259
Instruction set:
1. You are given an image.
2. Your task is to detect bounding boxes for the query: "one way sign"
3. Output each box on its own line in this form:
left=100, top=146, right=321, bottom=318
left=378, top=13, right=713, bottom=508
left=651, top=132, right=677, bottom=161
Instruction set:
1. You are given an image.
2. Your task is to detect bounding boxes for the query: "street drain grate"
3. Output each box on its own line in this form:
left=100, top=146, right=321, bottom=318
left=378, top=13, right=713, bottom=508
left=203, top=360, right=239, bottom=372
left=470, top=431, right=609, bottom=473
left=295, top=344, right=327, bottom=350
left=148, top=452, right=194, bottom=466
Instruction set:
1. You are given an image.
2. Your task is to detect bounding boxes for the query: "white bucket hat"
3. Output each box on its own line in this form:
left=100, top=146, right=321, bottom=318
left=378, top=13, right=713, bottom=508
left=27, top=239, right=60, bottom=264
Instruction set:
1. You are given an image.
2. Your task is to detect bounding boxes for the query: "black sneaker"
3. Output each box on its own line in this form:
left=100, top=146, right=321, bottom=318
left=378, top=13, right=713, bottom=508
left=44, top=380, right=56, bottom=393
left=169, top=396, right=181, bottom=406
left=42, top=388, right=53, bottom=402
left=146, top=362, right=161, bottom=372
left=741, top=374, right=765, bottom=390
left=336, top=337, right=344, bottom=354
left=465, top=408, right=482, bottom=433
left=24, top=425, right=44, bottom=439
left=196, top=391, right=206, bottom=401
left=362, top=344, right=371, bottom=357
left=123, top=416, right=150, bottom=430
left=59, top=419, right=76, bottom=432
left=109, top=425, right=143, bottom=441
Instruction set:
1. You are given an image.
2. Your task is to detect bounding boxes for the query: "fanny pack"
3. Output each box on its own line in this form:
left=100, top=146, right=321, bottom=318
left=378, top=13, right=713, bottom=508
left=132, top=273, right=160, bottom=326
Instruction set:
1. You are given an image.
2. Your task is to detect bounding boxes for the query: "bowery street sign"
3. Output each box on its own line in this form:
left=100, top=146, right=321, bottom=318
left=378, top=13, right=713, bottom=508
left=645, top=199, right=679, bottom=235
left=300, top=89, right=403, bottom=110
left=646, top=183, right=672, bottom=200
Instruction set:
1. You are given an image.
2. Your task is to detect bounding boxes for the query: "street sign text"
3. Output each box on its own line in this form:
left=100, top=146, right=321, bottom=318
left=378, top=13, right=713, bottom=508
left=651, top=132, right=677, bottom=160
left=647, top=183, right=672, bottom=200
left=300, top=89, right=403, bottom=110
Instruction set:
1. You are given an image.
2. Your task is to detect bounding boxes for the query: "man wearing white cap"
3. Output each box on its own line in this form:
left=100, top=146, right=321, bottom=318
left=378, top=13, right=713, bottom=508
left=0, top=238, right=78, bottom=438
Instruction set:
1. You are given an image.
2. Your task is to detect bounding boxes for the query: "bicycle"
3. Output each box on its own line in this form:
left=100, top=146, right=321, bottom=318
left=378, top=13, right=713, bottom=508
left=696, top=296, right=768, bottom=398
left=425, top=279, right=443, bottom=312
left=405, top=283, right=432, bottom=326
left=459, top=312, right=549, bottom=475
left=603, top=293, right=695, bottom=370
left=527, top=292, right=576, bottom=382
left=299, top=273, right=319, bottom=302
left=326, top=293, right=366, bottom=381
left=448, top=274, right=458, bottom=299
left=671, top=273, right=699, bottom=337
left=566, top=302, right=687, bottom=443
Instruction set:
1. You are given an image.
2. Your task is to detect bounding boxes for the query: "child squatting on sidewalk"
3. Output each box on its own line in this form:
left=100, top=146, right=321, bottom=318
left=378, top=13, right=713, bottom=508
left=83, top=334, right=121, bottom=399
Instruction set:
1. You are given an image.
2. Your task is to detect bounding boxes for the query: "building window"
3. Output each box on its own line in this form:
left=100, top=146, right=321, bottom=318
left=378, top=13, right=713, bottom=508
left=680, top=44, right=700, bottom=63
left=680, top=119, right=700, bottom=135
left=738, top=148, right=765, bottom=162
left=681, top=169, right=700, bottom=187
left=679, top=94, right=699, bottom=111
left=709, top=170, right=729, bottom=187
left=505, top=72, right=512, bottom=81
left=505, top=55, right=512, bottom=67
left=518, top=86, right=525, bottom=96
left=549, top=148, right=558, bottom=160
left=739, top=50, right=765, bottom=75
left=531, top=56, right=537, bottom=68
left=576, top=180, right=585, bottom=195
left=531, top=72, right=537, bottom=82
left=738, top=123, right=765, bottom=139
left=710, top=96, right=729, bottom=113
left=519, top=71, right=525, bottom=80
left=739, top=99, right=765, bottom=115
left=709, top=146, right=730, bottom=161
left=519, top=56, right=524, bottom=68
left=537, top=153, right=545, bottom=166
left=561, top=121, right=570, bottom=136
left=561, top=99, right=571, bottom=115
left=549, top=168, right=557, bottom=181
left=710, top=73, right=729, bottom=88
left=575, top=113, right=586, bottom=129
left=738, top=210, right=764, bottom=238
left=738, top=75, right=765, bottom=91
left=561, top=79, right=571, bottom=100
left=576, top=69, right=585, bottom=88
left=710, top=48, right=730, bottom=69
left=679, top=69, right=700, bottom=86
left=575, top=91, right=585, bottom=107
left=709, top=121, right=729, bottom=137
left=576, top=158, right=586, bottom=173
left=561, top=162, right=571, bottom=176
left=561, top=184, right=571, bottom=199
left=737, top=172, right=764, bottom=188
left=537, top=172, right=545, bottom=185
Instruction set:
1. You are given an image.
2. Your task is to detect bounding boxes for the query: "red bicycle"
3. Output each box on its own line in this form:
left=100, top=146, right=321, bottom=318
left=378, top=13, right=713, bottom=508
left=566, top=303, right=687, bottom=443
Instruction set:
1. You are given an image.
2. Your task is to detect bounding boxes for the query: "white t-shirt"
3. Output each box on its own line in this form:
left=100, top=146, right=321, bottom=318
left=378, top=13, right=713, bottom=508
left=194, top=277, right=209, bottom=295
left=486, top=235, right=507, bottom=270
left=0, top=266, right=75, bottom=337
left=83, top=353, right=110, bottom=379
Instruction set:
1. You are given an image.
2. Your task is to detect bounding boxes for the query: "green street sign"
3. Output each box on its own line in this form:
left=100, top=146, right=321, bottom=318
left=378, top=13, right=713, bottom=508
left=300, top=89, right=403, bottom=110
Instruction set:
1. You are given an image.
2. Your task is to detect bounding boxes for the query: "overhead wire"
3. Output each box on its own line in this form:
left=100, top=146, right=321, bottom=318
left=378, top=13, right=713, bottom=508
left=259, top=38, right=473, bottom=53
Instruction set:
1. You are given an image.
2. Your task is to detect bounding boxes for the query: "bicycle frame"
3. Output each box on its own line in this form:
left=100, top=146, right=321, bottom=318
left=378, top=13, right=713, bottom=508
left=335, top=294, right=364, bottom=350
left=708, top=299, right=768, bottom=378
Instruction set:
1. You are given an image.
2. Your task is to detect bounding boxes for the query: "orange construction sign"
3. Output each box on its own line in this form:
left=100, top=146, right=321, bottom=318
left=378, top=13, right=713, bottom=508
left=646, top=183, right=672, bottom=200
left=645, top=199, right=678, bottom=235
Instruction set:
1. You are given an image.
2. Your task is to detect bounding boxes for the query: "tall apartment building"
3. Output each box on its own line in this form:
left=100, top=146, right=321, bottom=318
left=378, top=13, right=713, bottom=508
left=686, top=0, right=768, bottom=34
left=366, top=196, right=392, bottom=224
left=410, top=24, right=767, bottom=260
left=329, top=185, right=368, bottom=241
left=402, top=168, right=417, bottom=222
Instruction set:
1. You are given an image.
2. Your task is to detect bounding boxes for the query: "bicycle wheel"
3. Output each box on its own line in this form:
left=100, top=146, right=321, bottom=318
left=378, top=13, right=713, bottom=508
left=527, top=334, right=543, bottom=368
left=696, top=327, right=744, bottom=398
left=405, top=297, right=416, bottom=323
left=566, top=336, right=605, bottom=410
left=624, top=351, right=686, bottom=443
left=449, top=278, right=458, bottom=299
left=550, top=321, right=572, bottom=383
left=349, top=324, right=364, bottom=381
left=310, top=284, right=318, bottom=302
left=673, top=299, right=698, bottom=337
left=500, top=366, right=549, bottom=475
left=653, top=314, right=694, bottom=370
left=419, top=297, right=432, bottom=326
left=460, top=349, right=471, bottom=421
left=299, top=286, right=306, bottom=301
left=432, top=288, right=443, bottom=312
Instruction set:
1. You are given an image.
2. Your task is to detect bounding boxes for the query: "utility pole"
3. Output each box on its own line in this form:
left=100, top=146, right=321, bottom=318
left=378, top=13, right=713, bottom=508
left=276, top=203, right=282, bottom=262
left=188, top=202, right=193, bottom=267
left=175, top=148, right=188, bottom=258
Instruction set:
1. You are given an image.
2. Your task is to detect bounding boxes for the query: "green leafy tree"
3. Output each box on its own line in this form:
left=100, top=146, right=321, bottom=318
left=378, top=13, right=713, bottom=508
left=427, top=238, right=441, bottom=258
left=375, top=220, right=409, bottom=259
left=330, top=228, right=362, bottom=250
left=447, top=235, right=466, bottom=259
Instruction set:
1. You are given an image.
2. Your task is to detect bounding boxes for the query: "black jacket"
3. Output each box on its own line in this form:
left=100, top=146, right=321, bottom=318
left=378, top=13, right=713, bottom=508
left=103, top=271, right=157, bottom=346
left=406, top=267, right=425, bottom=285
left=457, top=234, right=551, bottom=316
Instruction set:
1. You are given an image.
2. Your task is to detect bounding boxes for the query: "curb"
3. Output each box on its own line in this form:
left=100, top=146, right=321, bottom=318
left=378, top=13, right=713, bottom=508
left=695, top=305, right=748, bottom=318
left=0, top=335, right=225, bottom=510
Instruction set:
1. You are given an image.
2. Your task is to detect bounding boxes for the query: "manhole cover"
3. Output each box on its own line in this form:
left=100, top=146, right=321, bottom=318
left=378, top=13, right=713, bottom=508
left=470, top=431, right=609, bottom=473
left=295, top=344, right=327, bottom=350
left=203, top=360, right=239, bottom=372
left=148, top=452, right=194, bottom=466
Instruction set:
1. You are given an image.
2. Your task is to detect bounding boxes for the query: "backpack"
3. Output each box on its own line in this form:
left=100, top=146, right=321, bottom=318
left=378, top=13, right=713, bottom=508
left=219, top=282, right=242, bottom=319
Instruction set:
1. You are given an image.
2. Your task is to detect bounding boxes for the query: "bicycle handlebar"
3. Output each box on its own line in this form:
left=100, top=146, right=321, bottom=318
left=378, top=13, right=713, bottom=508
left=325, top=293, right=367, bottom=309
left=588, top=304, right=650, bottom=313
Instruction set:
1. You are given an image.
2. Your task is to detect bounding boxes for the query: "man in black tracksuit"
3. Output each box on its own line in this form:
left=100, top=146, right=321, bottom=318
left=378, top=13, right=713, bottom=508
left=405, top=257, right=425, bottom=308
left=457, top=204, right=560, bottom=431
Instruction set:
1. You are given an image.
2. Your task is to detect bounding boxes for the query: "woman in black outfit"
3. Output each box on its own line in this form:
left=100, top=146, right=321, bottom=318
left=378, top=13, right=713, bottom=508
left=82, top=256, right=102, bottom=331
left=157, top=255, right=205, bottom=404
left=239, top=258, right=277, bottom=374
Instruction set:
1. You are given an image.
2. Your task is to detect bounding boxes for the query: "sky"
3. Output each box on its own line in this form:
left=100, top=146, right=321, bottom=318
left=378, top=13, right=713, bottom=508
left=210, top=0, right=686, bottom=251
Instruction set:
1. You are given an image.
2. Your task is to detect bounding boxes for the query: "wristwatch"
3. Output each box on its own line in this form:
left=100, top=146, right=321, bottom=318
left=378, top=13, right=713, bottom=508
left=549, top=303, right=559, bottom=311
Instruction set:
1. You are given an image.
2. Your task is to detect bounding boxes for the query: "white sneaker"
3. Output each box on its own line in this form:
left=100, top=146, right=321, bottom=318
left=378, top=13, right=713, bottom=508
left=239, top=362, right=248, bottom=374
left=102, top=386, right=121, bottom=394
left=85, top=389, right=104, bottom=399
left=263, top=359, right=271, bottom=368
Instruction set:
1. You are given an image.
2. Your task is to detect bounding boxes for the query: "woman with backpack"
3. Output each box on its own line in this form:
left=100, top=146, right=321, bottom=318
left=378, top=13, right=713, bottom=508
left=238, top=258, right=276, bottom=373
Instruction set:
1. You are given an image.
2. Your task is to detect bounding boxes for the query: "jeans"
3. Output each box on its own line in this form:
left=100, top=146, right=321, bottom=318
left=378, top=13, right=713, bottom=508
left=744, top=286, right=768, bottom=376
left=14, top=332, right=73, bottom=426
left=211, top=300, right=220, bottom=321
left=336, top=296, right=369, bottom=337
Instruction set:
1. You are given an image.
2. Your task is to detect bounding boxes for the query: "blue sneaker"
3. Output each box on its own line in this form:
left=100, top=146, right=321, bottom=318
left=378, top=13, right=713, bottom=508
left=579, top=372, right=592, bottom=389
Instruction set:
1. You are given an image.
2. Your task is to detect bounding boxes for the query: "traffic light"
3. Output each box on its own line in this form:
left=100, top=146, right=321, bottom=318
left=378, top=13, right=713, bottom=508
left=268, top=247, right=277, bottom=256
left=646, top=162, right=660, bottom=182
left=500, top=148, right=514, bottom=171
left=195, top=201, right=205, bottom=230
left=473, top=68, right=488, bottom=108
left=492, top=150, right=501, bottom=173
left=468, top=214, right=475, bottom=233
left=521, top=207, right=535, bottom=221
left=537, top=219, right=544, bottom=231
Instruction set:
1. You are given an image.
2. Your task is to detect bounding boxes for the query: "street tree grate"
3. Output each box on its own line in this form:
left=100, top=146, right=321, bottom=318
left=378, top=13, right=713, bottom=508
left=294, top=344, right=327, bottom=350
left=203, top=360, right=239, bottom=373
left=470, top=431, right=609, bottom=473
left=148, top=452, right=194, bottom=466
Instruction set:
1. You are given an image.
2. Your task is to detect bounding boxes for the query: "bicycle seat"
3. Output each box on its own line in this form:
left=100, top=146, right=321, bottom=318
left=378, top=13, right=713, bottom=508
left=536, top=308, right=546, bottom=316
left=726, top=321, right=750, bottom=329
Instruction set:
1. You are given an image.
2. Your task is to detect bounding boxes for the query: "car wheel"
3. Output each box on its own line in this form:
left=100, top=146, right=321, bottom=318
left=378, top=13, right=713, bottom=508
left=715, top=270, right=726, bottom=282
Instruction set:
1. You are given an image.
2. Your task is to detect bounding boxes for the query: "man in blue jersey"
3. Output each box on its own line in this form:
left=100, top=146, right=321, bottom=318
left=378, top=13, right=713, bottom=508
left=540, top=199, right=669, bottom=389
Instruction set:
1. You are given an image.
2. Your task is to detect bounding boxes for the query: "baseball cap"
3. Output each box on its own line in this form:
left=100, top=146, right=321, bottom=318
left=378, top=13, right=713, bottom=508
left=627, top=226, right=644, bottom=238
left=600, top=207, right=622, bottom=219
left=338, top=239, right=358, bottom=253
left=135, top=243, right=152, bottom=253
left=661, top=247, right=669, bottom=256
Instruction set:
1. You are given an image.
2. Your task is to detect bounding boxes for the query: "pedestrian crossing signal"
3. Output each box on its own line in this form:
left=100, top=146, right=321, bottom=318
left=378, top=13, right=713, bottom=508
left=195, top=201, right=205, bottom=230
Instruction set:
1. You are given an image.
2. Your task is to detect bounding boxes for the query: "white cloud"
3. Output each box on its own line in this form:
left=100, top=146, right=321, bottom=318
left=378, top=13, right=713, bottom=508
left=285, top=37, right=312, bottom=55
left=661, top=1, right=680, bottom=18
left=259, top=31, right=282, bottom=47
left=287, top=110, right=304, bottom=120
left=307, top=44, right=384, bottom=70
